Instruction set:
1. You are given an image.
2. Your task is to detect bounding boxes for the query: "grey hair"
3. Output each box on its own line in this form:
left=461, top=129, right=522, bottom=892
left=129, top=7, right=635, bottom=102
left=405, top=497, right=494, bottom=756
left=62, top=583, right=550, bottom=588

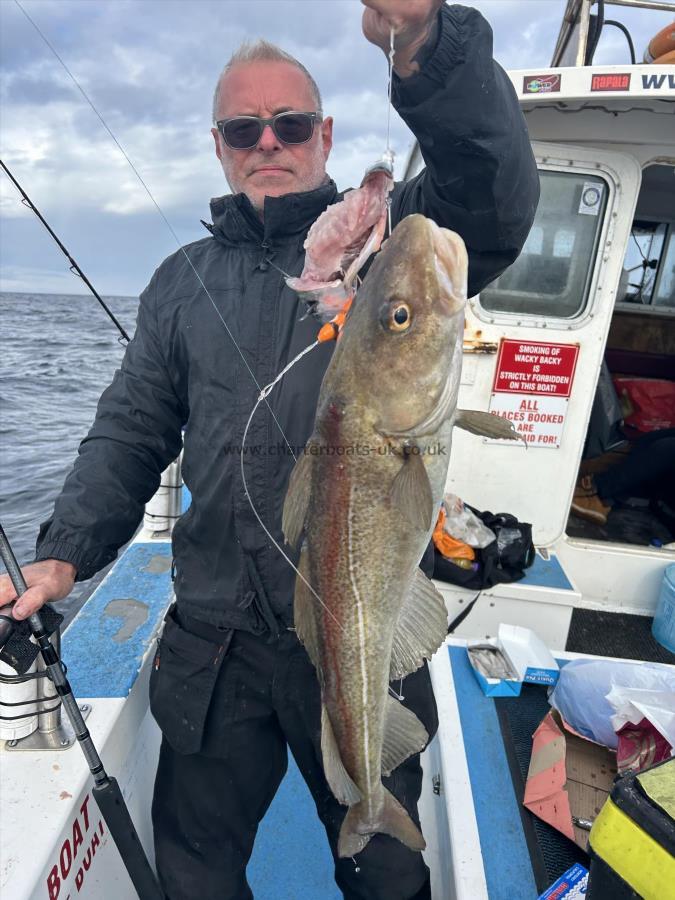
left=212, top=39, right=322, bottom=123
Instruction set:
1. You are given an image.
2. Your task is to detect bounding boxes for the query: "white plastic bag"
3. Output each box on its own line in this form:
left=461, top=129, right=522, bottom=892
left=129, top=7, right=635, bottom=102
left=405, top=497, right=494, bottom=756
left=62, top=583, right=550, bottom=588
left=442, top=494, right=495, bottom=549
left=549, top=659, right=675, bottom=750
left=608, top=687, right=675, bottom=751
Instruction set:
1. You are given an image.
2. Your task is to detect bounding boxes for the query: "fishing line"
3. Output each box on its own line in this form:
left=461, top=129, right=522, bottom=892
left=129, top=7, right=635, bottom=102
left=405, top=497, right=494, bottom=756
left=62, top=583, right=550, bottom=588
left=12, top=0, right=297, bottom=466
left=385, top=25, right=395, bottom=157
left=240, top=343, right=346, bottom=633
left=388, top=679, right=405, bottom=701
left=385, top=25, right=396, bottom=238
left=13, top=0, right=325, bottom=602
left=11, top=0, right=326, bottom=606
left=264, top=257, right=293, bottom=280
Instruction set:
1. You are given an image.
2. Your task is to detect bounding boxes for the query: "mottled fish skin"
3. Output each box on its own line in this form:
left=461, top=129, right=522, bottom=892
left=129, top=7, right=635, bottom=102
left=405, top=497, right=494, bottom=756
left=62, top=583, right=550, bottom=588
left=287, top=214, right=468, bottom=856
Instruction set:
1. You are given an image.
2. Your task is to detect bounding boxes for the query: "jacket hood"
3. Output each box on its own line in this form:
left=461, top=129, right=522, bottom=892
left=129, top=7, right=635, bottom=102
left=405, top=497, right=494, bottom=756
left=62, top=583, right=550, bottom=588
left=209, top=179, right=339, bottom=246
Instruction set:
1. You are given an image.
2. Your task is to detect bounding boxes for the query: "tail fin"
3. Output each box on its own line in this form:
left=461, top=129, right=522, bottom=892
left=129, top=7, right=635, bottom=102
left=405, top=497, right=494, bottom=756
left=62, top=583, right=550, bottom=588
left=337, top=788, right=426, bottom=858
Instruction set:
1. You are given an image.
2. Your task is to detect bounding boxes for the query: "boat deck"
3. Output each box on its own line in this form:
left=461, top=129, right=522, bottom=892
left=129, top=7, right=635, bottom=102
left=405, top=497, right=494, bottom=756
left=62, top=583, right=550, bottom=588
left=2, top=531, right=673, bottom=899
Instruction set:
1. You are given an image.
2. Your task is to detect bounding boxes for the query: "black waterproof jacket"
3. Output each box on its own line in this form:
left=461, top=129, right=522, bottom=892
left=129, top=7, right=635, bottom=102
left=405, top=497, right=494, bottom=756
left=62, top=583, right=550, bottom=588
left=36, top=5, right=539, bottom=633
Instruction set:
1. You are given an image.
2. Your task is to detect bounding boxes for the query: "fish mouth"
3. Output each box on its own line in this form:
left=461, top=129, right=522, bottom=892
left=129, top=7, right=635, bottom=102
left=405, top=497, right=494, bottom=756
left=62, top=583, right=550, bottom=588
left=382, top=220, right=466, bottom=440
left=427, top=220, right=467, bottom=314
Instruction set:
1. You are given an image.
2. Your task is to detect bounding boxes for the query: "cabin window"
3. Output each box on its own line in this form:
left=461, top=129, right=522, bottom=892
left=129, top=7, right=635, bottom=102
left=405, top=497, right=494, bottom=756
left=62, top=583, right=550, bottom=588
left=616, top=165, right=675, bottom=311
left=480, top=170, right=607, bottom=318
left=619, top=221, right=668, bottom=306
left=653, top=231, right=675, bottom=308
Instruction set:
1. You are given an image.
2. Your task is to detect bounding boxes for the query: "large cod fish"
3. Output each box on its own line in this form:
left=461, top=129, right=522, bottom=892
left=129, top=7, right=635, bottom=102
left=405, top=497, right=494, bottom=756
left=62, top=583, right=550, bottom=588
left=282, top=214, right=518, bottom=858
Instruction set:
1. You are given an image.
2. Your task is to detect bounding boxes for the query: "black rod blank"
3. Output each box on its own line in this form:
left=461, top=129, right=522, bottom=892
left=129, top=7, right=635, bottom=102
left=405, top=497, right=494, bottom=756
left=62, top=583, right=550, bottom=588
left=0, top=159, right=130, bottom=343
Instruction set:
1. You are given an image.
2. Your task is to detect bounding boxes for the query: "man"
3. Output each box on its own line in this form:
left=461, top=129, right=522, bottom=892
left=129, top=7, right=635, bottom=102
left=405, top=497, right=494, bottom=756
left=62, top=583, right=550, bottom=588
left=0, top=2, right=538, bottom=897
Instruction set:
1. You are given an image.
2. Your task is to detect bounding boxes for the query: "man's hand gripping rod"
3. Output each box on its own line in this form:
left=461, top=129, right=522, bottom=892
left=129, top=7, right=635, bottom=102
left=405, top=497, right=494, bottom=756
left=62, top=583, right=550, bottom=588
left=0, top=524, right=164, bottom=900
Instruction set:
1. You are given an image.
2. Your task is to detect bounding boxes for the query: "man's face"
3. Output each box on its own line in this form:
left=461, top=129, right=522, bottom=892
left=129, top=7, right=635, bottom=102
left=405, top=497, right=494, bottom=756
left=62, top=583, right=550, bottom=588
left=212, top=60, right=333, bottom=213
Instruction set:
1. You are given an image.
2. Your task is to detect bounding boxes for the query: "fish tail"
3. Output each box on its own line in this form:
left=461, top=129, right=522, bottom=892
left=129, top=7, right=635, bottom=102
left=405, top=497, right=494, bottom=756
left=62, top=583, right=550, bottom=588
left=337, top=789, right=426, bottom=858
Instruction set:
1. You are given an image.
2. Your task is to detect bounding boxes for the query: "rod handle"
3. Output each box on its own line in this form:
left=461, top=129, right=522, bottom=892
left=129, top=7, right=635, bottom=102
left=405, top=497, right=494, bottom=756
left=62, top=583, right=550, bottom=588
left=93, top=778, right=164, bottom=900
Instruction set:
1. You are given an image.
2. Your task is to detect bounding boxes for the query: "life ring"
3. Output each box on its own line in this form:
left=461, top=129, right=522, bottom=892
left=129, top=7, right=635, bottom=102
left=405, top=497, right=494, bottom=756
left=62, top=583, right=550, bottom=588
left=652, top=49, right=675, bottom=65
left=644, top=22, right=675, bottom=63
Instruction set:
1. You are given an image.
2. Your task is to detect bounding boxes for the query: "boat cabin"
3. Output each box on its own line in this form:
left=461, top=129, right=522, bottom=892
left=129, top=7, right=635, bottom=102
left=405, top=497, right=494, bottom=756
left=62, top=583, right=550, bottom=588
left=405, top=43, right=675, bottom=651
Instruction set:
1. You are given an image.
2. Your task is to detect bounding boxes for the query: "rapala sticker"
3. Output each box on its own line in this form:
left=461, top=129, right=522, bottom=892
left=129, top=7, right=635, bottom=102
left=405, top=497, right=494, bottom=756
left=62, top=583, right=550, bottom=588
left=523, top=74, right=561, bottom=94
left=642, top=73, right=675, bottom=90
left=591, top=72, right=631, bottom=92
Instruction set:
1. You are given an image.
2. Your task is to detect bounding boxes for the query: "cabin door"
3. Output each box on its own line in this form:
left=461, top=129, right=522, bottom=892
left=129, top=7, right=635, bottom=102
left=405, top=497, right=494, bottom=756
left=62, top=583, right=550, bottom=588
left=449, top=142, right=640, bottom=546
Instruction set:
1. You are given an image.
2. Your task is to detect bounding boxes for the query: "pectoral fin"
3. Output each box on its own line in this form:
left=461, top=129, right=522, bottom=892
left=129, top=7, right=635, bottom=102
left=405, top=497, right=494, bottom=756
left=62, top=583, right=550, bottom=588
left=389, top=569, right=448, bottom=681
left=321, top=705, right=362, bottom=806
left=455, top=409, right=525, bottom=444
left=282, top=448, right=314, bottom=547
left=390, top=448, right=434, bottom=531
left=381, top=695, right=429, bottom=777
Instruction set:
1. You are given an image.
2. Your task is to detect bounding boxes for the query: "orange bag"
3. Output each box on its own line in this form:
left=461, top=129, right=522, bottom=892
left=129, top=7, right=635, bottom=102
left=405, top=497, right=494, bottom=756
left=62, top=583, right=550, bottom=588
left=432, top=507, right=475, bottom=561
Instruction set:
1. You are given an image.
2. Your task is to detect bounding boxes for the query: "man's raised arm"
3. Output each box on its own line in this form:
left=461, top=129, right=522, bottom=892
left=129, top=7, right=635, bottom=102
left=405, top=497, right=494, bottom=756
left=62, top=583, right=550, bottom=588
left=364, top=1, right=540, bottom=297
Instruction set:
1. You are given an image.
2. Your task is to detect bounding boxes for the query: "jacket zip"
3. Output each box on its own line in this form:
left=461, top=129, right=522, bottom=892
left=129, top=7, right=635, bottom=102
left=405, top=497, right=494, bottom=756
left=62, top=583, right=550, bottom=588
left=258, top=239, right=273, bottom=271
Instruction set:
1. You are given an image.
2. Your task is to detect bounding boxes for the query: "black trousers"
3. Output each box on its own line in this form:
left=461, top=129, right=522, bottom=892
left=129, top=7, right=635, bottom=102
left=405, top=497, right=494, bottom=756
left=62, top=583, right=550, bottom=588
left=150, top=607, right=438, bottom=900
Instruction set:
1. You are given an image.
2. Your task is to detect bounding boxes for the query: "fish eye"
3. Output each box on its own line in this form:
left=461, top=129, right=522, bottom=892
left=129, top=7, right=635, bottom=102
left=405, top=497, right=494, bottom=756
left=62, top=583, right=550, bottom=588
left=389, top=303, right=411, bottom=332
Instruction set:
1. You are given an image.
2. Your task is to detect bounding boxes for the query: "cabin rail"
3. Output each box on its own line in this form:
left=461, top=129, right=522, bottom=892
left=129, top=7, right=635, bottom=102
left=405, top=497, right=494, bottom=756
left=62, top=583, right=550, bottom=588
left=0, top=626, right=91, bottom=750
left=0, top=463, right=181, bottom=749
left=143, top=455, right=183, bottom=536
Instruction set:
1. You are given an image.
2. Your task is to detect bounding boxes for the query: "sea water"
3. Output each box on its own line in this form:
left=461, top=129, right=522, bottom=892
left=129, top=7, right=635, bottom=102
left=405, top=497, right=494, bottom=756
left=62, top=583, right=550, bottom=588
left=0, top=291, right=138, bottom=622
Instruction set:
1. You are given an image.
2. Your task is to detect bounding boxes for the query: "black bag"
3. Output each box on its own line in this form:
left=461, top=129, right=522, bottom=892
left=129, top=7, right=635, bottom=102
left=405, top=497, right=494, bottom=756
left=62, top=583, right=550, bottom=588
left=433, top=507, right=535, bottom=591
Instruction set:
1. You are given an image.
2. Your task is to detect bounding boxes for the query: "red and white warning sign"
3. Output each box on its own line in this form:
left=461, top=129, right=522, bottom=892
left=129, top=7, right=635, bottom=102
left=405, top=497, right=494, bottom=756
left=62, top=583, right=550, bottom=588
left=492, top=340, right=579, bottom=396
left=489, top=340, right=579, bottom=448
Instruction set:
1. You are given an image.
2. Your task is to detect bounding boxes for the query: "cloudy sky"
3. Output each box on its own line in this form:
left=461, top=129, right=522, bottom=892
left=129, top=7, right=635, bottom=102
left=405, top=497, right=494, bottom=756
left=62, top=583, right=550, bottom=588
left=0, top=0, right=662, bottom=298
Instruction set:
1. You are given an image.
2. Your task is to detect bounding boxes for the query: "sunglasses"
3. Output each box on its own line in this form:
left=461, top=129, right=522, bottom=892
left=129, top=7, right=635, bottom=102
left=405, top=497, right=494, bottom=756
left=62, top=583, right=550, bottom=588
left=216, top=111, right=322, bottom=150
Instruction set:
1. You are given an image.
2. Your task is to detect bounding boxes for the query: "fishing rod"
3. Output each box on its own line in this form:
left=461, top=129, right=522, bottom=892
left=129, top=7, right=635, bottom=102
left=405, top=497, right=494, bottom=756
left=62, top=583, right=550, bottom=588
left=0, top=159, right=130, bottom=344
left=0, top=524, right=163, bottom=900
